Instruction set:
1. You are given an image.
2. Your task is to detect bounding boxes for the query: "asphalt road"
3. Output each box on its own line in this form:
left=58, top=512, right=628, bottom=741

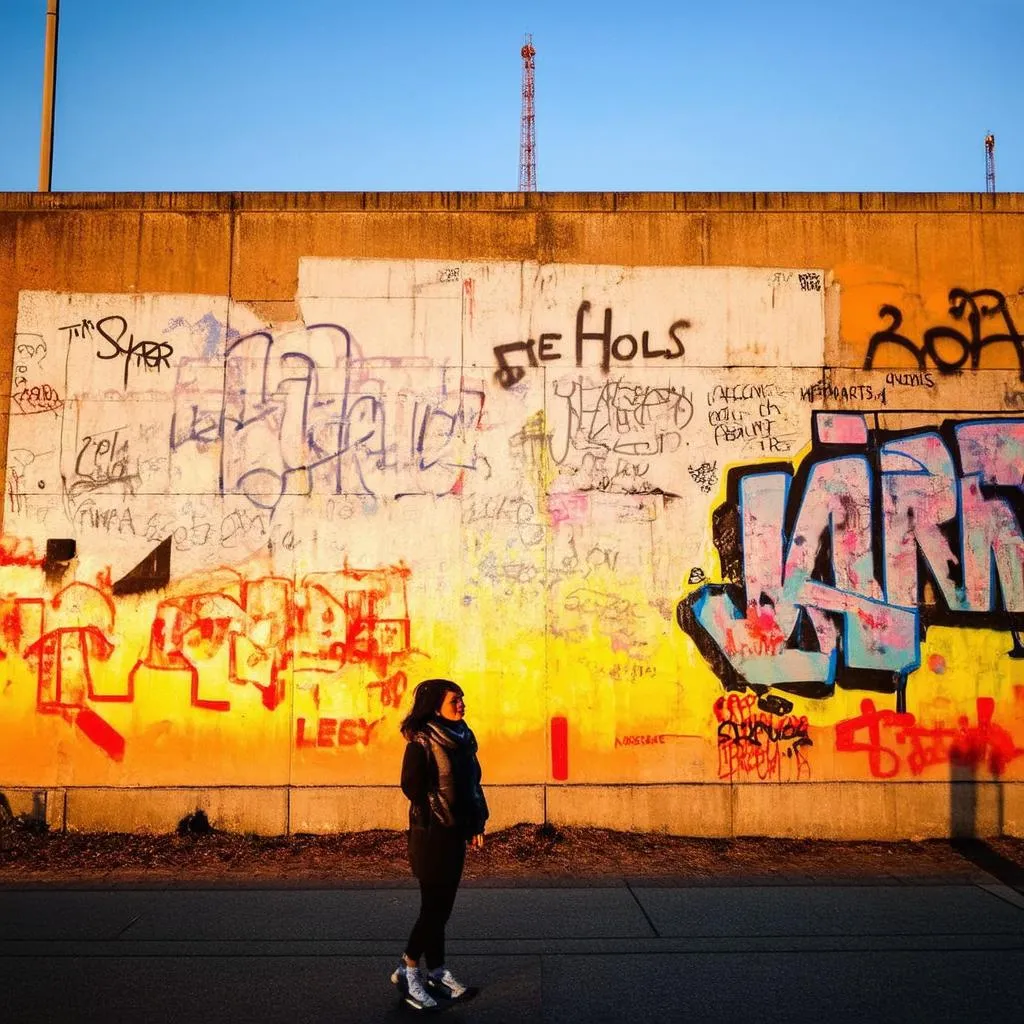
left=2, top=873, right=1024, bottom=1022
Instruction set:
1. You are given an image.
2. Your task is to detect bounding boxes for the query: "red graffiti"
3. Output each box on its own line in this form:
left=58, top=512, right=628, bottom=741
left=366, top=670, right=408, bottom=708
left=1, top=581, right=127, bottom=760
left=615, top=733, right=667, bottom=746
left=130, top=562, right=412, bottom=715
left=714, top=693, right=812, bottom=782
left=295, top=716, right=382, bottom=747
left=835, top=697, right=1024, bottom=778
left=12, top=384, right=63, bottom=416
left=0, top=552, right=414, bottom=760
left=74, top=705, right=126, bottom=761
left=0, top=536, right=43, bottom=567
left=551, top=715, right=569, bottom=780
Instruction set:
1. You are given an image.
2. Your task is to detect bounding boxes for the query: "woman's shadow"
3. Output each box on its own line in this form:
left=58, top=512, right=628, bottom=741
left=949, top=746, right=1024, bottom=888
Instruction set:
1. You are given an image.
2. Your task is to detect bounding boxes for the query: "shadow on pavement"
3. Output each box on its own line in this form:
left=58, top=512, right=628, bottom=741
left=949, top=745, right=1024, bottom=891
left=949, top=838, right=1024, bottom=890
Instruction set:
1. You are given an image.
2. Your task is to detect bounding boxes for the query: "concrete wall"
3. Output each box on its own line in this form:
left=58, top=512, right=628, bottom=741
left=1, top=191, right=1023, bottom=839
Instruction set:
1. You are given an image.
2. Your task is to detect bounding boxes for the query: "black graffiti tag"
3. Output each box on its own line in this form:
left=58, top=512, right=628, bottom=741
left=95, top=315, right=174, bottom=388
left=863, top=288, right=1024, bottom=380
left=493, top=301, right=689, bottom=388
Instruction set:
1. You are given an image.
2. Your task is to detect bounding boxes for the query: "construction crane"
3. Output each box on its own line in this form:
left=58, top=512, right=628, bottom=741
left=985, top=133, right=996, bottom=193
left=519, top=34, right=536, bottom=192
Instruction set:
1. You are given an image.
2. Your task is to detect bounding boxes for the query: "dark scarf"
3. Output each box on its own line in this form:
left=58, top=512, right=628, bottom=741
left=425, top=717, right=476, bottom=753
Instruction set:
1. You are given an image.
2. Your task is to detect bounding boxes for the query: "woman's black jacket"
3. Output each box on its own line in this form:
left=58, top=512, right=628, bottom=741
left=401, top=718, right=489, bottom=840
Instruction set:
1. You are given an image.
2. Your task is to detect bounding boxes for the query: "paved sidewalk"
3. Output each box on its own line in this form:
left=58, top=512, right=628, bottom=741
left=2, top=872, right=1024, bottom=1022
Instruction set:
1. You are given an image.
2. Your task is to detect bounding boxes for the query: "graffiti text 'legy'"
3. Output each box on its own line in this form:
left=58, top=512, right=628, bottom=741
left=679, top=413, right=1024, bottom=699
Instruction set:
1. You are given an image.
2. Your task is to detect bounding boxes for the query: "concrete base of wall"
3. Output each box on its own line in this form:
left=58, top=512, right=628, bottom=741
left=2, top=784, right=1022, bottom=839
left=0, top=788, right=64, bottom=832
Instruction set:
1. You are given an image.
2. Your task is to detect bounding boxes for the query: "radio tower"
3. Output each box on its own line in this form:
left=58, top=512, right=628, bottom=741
left=985, top=133, right=996, bottom=193
left=519, top=33, right=536, bottom=191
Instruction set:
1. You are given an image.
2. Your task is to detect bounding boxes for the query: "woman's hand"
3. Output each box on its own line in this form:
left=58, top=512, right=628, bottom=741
left=470, top=833, right=485, bottom=850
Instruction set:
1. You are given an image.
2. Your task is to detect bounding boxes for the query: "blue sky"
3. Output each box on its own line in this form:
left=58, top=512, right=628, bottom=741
left=1, top=0, right=1021, bottom=192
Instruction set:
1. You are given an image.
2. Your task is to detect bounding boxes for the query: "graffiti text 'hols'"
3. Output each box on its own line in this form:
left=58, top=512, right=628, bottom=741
left=493, top=301, right=689, bottom=388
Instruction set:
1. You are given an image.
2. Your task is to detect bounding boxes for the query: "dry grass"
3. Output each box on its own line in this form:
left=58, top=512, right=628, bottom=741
left=4, top=819, right=1024, bottom=885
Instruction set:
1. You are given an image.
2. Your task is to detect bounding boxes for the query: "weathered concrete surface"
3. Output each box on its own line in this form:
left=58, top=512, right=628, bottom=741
left=2, top=192, right=1023, bottom=838
left=13, top=781, right=1021, bottom=840
left=546, top=783, right=734, bottom=837
left=63, top=787, right=290, bottom=836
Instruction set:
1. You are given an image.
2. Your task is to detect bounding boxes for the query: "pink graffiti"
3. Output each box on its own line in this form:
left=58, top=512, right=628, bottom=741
left=683, top=414, right=1024, bottom=697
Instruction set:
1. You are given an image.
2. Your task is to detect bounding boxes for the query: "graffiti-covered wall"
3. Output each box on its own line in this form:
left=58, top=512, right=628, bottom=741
left=1, top=192, right=1023, bottom=838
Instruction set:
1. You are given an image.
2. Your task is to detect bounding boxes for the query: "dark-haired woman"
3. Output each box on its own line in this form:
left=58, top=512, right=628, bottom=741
left=390, top=678, right=488, bottom=1011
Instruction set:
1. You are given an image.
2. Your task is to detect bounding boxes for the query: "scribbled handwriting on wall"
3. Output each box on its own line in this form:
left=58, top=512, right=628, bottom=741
left=12, top=335, right=61, bottom=416
left=493, top=301, right=689, bottom=388
left=546, top=376, right=694, bottom=494
left=170, top=324, right=486, bottom=512
left=69, top=430, right=140, bottom=500
left=862, top=289, right=1024, bottom=380
left=679, top=412, right=1024, bottom=709
left=706, top=383, right=793, bottom=454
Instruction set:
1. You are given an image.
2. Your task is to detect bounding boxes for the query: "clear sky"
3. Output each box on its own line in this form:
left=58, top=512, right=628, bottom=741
left=1, top=0, right=1021, bottom=193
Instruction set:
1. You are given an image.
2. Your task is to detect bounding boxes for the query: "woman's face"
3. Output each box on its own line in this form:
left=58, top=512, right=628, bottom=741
left=438, top=689, right=466, bottom=721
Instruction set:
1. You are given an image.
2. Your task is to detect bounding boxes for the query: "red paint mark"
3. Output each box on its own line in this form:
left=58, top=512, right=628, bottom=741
left=928, top=653, right=946, bottom=674
left=548, top=493, right=589, bottom=527
left=296, top=717, right=316, bottom=748
left=836, top=697, right=1024, bottom=778
left=366, top=670, right=407, bottom=708
left=949, top=696, right=1021, bottom=776
left=2, top=609, right=23, bottom=649
left=75, top=706, right=125, bottom=761
left=551, top=716, right=569, bottom=780
left=448, top=470, right=466, bottom=496
left=27, top=626, right=116, bottom=711
left=835, top=698, right=911, bottom=778
left=0, top=537, right=416, bottom=757
left=723, top=602, right=787, bottom=658
left=0, top=536, right=43, bottom=567
left=132, top=564, right=412, bottom=712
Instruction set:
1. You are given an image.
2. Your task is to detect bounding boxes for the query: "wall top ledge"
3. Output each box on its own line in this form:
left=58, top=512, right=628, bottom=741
left=1, top=191, right=1022, bottom=214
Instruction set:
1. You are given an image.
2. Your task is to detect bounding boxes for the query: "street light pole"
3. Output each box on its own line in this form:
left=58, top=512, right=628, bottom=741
left=38, top=0, right=60, bottom=192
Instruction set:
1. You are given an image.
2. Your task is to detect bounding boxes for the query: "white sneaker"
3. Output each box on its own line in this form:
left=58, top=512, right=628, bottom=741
left=402, top=966, right=438, bottom=1011
left=427, top=966, right=469, bottom=1000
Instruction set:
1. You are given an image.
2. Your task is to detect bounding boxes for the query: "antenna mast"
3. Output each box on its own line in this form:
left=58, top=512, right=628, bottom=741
left=985, top=133, right=996, bottom=193
left=519, top=33, right=536, bottom=191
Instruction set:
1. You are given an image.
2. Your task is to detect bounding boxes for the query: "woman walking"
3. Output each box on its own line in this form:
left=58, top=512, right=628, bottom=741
left=392, top=678, right=489, bottom=1011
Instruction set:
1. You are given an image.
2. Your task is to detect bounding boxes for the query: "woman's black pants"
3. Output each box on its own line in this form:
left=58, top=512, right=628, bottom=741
left=405, top=826, right=466, bottom=969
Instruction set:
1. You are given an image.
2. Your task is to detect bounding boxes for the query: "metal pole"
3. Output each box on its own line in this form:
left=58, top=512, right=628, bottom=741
left=38, top=0, right=60, bottom=192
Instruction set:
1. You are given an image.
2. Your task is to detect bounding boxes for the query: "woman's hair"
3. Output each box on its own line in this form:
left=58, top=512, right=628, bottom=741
left=400, top=678, right=464, bottom=738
